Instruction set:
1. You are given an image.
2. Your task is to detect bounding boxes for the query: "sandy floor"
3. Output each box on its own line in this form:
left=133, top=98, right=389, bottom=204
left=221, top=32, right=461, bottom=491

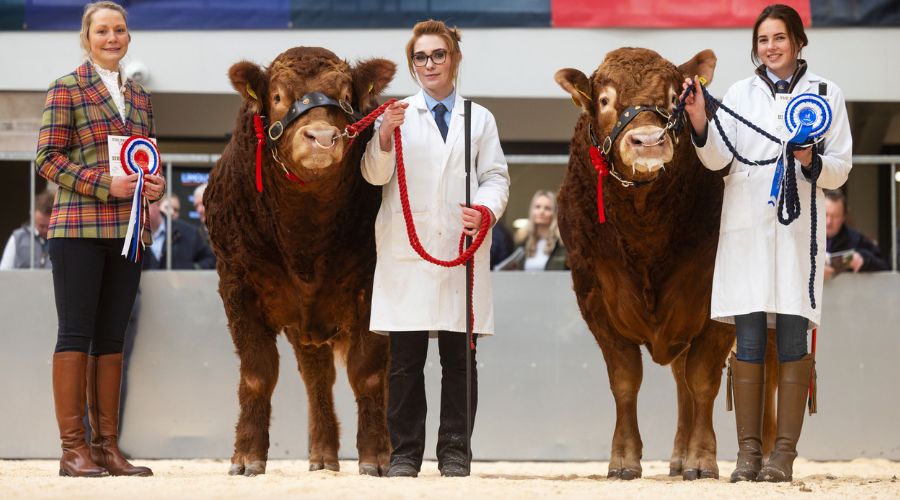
left=1, top=459, right=898, bottom=499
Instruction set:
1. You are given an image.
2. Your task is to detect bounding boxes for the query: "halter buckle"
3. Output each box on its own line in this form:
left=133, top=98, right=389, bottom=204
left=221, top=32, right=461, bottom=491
left=268, top=121, right=284, bottom=142
left=602, top=136, right=613, bottom=155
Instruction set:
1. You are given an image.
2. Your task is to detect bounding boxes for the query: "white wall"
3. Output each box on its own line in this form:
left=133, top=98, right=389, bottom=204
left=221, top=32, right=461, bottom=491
left=1, top=28, right=899, bottom=101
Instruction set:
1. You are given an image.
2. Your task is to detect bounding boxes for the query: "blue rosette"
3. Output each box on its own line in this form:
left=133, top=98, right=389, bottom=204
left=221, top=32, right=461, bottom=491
left=769, top=93, right=832, bottom=207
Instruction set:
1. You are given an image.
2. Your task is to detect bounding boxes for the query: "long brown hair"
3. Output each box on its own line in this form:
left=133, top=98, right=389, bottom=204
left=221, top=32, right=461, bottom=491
left=750, top=4, right=808, bottom=66
left=519, top=190, right=562, bottom=258
left=405, top=19, right=462, bottom=85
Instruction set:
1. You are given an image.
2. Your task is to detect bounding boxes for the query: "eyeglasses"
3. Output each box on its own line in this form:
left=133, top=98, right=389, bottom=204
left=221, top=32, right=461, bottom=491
left=411, top=49, right=448, bottom=67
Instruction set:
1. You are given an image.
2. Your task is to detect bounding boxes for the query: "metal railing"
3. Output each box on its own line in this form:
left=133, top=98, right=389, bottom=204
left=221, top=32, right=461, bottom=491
left=2, top=152, right=898, bottom=271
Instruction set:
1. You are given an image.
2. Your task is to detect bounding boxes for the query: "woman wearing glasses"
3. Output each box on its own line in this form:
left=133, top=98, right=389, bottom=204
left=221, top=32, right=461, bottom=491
left=361, top=19, right=510, bottom=478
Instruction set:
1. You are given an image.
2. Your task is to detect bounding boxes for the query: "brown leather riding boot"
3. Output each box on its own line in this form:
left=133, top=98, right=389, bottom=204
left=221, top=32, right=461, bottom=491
left=728, top=354, right=765, bottom=482
left=53, top=352, right=107, bottom=477
left=757, top=353, right=814, bottom=482
left=87, top=353, right=153, bottom=476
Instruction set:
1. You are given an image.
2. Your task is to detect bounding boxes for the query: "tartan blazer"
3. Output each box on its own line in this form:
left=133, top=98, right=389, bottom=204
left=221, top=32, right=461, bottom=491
left=36, top=61, right=156, bottom=243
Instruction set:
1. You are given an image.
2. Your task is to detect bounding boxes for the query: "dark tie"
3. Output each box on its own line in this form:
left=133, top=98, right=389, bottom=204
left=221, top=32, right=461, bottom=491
left=775, top=79, right=790, bottom=94
left=433, top=103, right=448, bottom=142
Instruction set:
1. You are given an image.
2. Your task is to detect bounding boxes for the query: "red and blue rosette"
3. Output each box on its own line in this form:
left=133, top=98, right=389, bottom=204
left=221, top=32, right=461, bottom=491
left=119, top=136, right=161, bottom=262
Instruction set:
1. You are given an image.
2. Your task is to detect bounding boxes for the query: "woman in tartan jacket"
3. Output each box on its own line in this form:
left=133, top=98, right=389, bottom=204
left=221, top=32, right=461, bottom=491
left=36, top=1, right=163, bottom=478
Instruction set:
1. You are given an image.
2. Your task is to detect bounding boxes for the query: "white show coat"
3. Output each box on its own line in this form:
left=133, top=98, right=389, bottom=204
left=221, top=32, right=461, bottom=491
left=361, top=90, right=510, bottom=336
left=694, top=70, right=852, bottom=329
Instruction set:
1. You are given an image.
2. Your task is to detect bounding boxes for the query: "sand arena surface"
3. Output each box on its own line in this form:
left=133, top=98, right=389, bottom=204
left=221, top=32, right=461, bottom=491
left=1, top=459, right=898, bottom=499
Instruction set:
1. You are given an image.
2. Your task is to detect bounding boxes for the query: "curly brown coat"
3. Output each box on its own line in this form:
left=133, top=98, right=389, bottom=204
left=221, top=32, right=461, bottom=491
left=556, top=48, right=737, bottom=480
left=205, top=46, right=396, bottom=477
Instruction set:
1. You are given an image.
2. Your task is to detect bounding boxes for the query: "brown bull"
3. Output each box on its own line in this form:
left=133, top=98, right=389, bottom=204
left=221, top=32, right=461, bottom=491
left=205, top=47, right=395, bottom=476
left=555, top=48, right=737, bottom=480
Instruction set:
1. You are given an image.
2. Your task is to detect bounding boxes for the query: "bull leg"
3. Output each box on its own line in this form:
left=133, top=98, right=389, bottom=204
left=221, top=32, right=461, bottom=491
left=225, top=282, right=279, bottom=476
left=293, top=343, right=340, bottom=472
left=345, top=330, right=391, bottom=477
left=682, top=325, right=733, bottom=480
left=669, top=352, right=694, bottom=476
left=595, top=333, right=644, bottom=480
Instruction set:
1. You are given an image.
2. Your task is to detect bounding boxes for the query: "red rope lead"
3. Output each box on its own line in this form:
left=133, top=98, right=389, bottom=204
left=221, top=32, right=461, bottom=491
left=588, top=146, right=610, bottom=223
left=253, top=114, right=265, bottom=193
left=394, top=126, right=491, bottom=349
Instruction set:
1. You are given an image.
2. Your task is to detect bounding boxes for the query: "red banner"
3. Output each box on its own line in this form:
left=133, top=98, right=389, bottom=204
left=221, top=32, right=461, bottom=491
left=552, top=0, right=811, bottom=28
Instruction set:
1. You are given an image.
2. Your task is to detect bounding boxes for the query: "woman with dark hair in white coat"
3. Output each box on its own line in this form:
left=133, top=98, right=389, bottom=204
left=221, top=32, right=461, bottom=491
left=361, top=19, right=510, bottom=478
left=682, top=3, right=851, bottom=484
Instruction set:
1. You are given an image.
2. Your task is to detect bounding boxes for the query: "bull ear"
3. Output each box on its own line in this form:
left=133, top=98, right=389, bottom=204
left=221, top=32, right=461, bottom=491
left=352, top=58, right=397, bottom=111
left=555, top=68, right=592, bottom=113
left=229, top=60, right=268, bottom=113
left=678, top=50, right=717, bottom=86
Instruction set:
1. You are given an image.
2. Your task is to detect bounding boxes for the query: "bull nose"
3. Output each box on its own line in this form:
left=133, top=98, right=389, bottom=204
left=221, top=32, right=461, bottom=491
left=628, top=130, right=665, bottom=147
left=299, top=124, right=340, bottom=149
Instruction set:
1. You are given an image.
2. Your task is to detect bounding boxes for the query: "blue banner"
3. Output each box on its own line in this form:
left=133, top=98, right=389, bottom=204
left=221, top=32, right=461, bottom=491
left=290, top=0, right=550, bottom=28
left=22, top=0, right=291, bottom=30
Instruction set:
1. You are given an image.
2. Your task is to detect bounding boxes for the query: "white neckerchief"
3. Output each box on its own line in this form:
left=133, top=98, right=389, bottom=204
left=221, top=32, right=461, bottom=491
left=93, top=62, right=128, bottom=123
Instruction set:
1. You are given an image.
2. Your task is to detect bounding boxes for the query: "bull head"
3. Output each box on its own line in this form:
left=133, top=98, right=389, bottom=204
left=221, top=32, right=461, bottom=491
left=229, top=47, right=395, bottom=177
left=556, top=48, right=716, bottom=183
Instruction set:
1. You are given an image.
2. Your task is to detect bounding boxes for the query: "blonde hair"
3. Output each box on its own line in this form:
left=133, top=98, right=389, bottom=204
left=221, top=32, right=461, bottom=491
left=79, top=1, right=129, bottom=58
left=519, top=190, right=562, bottom=258
left=405, top=19, right=462, bottom=85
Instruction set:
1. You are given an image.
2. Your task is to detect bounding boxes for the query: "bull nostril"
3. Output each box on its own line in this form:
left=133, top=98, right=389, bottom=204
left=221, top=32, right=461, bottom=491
left=630, top=136, right=643, bottom=146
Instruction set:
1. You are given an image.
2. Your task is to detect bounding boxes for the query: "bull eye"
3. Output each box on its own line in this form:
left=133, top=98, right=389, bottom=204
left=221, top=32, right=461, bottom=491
left=671, top=94, right=677, bottom=106
left=274, top=94, right=281, bottom=104
left=600, top=97, right=609, bottom=107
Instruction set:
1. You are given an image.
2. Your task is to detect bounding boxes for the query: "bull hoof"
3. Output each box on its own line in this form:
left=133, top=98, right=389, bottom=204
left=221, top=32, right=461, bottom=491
left=309, top=461, right=340, bottom=472
left=700, top=469, right=719, bottom=480
left=243, top=461, right=266, bottom=476
left=608, top=468, right=641, bottom=480
left=682, top=469, right=699, bottom=481
left=359, top=463, right=380, bottom=476
left=228, top=463, right=244, bottom=476
left=669, top=466, right=682, bottom=477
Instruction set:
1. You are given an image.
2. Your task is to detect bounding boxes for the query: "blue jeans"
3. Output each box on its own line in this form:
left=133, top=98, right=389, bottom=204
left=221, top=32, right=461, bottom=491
left=734, top=312, right=808, bottom=364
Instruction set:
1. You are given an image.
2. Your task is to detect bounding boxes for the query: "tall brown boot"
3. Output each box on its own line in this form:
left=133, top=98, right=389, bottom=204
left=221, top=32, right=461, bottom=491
left=757, top=353, right=814, bottom=482
left=53, top=352, right=108, bottom=477
left=728, top=354, right=765, bottom=482
left=88, top=353, right=153, bottom=476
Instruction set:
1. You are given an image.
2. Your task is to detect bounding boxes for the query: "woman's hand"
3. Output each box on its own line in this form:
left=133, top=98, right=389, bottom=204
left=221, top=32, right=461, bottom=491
left=792, top=145, right=813, bottom=167
left=460, top=204, right=492, bottom=237
left=378, top=101, right=409, bottom=152
left=110, top=173, right=139, bottom=198
left=681, top=76, right=708, bottom=137
left=142, top=174, right=166, bottom=201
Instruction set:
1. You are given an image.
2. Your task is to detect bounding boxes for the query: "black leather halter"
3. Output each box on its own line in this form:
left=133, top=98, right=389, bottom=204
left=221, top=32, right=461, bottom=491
left=598, top=104, right=672, bottom=158
left=589, top=104, right=674, bottom=188
left=264, top=92, right=355, bottom=149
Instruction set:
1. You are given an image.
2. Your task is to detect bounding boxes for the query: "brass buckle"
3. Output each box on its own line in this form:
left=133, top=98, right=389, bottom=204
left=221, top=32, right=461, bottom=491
left=602, top=136, right=613, bottom=155
left=339, top=100, right=354, bottom=115
left=268, top=121, right=284, bottom=142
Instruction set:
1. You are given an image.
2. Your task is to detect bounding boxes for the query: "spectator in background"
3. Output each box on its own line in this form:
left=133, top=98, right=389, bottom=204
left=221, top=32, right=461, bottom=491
left=160, top=194, right=180, bottom=219
left=143, top=195, right=216, bottom=270
left=1, top=190, right=55, bottom=270
left=824, top=189, right=888, bottom=279
left=490, top=220, right=514, bottom=269
left=496, top=190, right=567, bottom=271
left=192, top=183, right=210, bottom=244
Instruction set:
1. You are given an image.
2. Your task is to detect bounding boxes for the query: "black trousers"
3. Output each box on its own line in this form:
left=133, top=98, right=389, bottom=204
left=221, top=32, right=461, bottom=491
left=388, top=331, right=477, bottom=470
left=49, top=238, right=141, bottom=355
